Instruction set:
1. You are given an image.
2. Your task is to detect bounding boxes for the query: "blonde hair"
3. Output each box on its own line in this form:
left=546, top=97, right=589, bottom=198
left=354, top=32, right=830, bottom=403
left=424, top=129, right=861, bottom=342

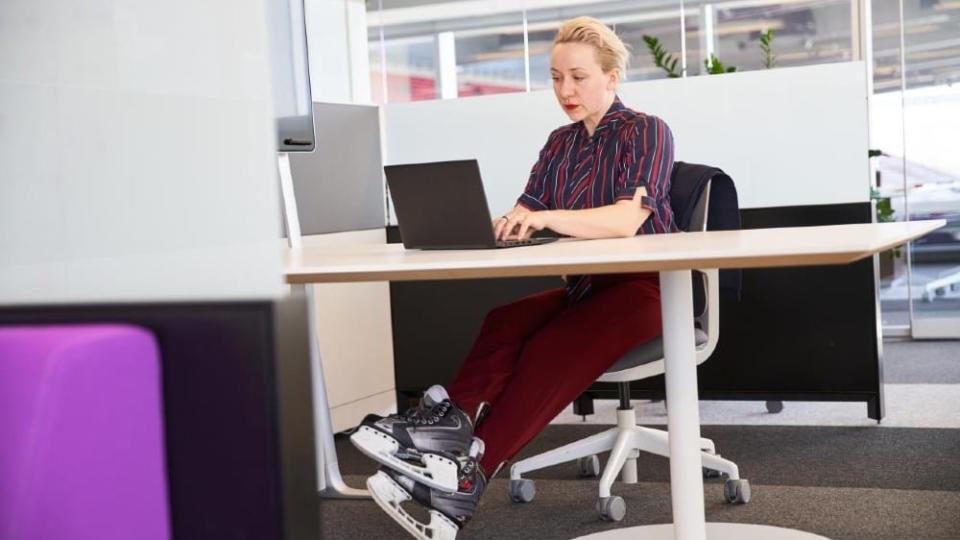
left=554, top=16, right=630, bottom=76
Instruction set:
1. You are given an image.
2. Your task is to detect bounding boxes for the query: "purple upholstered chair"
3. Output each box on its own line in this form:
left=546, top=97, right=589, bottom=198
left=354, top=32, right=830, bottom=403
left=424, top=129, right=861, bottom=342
left=0, top=324, right=170, bottom=540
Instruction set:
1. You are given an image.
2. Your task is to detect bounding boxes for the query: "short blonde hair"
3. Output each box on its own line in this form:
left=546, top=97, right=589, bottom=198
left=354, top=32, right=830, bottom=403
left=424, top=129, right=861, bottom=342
left=554, top=16, right=630, bottom=76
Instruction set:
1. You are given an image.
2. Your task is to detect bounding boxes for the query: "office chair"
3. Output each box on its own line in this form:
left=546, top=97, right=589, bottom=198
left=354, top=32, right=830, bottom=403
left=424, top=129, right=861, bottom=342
left=507, top=167, right=750, bottom=522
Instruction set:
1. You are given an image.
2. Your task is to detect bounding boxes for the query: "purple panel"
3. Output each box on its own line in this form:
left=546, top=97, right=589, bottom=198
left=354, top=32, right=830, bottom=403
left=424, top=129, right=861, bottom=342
left=0, top=324, right=170, bottom=540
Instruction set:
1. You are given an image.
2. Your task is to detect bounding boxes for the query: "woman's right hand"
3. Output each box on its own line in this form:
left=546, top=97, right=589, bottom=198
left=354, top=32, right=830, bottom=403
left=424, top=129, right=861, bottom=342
left=493, top=205, right=532, bottom=241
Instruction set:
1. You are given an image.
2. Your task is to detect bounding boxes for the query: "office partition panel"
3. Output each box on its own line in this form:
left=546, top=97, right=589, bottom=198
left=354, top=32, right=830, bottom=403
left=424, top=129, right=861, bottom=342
left=383, top=62, right=885, bottom=418
left=382, top=62, right=870, bottom=215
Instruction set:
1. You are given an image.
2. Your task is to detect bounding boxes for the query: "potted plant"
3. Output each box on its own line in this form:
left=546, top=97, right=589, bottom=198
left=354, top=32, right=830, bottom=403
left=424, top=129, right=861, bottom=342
left=870, top=149, right=905, bottom=280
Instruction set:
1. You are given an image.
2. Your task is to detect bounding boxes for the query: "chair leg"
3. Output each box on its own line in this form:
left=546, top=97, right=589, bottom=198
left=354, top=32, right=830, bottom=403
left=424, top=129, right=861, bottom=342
left=598, top=430, right=635, bottom=498
left=702, top=452, right=740, bottom=479
left=619, top=449, right=639, bottom=484
left=631, top=426, right=717, bottom=458
left=699, top=437, right=716, bottom=454
left=510, top=428, right=619, bottom=480
left=631, top=426, right=670, bottom=457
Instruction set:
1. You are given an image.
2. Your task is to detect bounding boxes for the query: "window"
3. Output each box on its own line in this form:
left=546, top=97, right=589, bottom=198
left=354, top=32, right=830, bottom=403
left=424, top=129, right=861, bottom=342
left=703, top=0, right=853, bottom=75
left=369, top=34, right=437, bottom=103
left=455, top=19, right=528, bottom=97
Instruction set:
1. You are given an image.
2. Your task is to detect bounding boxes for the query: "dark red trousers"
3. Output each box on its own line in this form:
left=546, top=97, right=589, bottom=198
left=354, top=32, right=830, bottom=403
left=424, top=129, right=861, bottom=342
left=447, top=273, right=663, bottom=474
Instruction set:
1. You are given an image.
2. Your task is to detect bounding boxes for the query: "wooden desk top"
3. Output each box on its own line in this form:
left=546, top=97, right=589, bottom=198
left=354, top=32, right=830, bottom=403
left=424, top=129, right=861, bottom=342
left=284, top=220, right=943, bottom=284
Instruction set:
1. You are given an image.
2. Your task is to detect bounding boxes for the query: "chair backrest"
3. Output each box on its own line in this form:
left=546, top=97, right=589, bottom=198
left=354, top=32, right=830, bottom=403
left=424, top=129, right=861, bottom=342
left=669, top=162, right=713, bottom=317
left=668, top=161, right=713, bottom=233
left=598, top=163, right=725, bottom=383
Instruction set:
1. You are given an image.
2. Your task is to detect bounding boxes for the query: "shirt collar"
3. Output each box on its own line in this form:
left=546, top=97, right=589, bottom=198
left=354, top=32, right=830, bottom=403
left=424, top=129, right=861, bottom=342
left=583, top=96, right=625, bottom=136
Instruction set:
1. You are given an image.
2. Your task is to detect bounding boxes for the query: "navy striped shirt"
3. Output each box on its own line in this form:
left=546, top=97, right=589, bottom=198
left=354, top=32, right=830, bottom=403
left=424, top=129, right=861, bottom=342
left=517, top=96, right=677, bottom=302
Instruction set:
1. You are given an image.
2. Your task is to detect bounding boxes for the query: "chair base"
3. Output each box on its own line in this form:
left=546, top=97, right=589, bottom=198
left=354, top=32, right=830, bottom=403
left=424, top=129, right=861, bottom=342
left=510, top=407, right=740, bottom=500
left=573, top=522, right=829, bottom=540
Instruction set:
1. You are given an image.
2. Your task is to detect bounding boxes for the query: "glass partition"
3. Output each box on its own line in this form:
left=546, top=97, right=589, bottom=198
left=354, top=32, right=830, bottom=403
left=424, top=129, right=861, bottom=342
left=455, top=18, right=528, bottom=97
left=901, top=0, right=960, bottom=337
left=871, top=0, right=960, bottom=336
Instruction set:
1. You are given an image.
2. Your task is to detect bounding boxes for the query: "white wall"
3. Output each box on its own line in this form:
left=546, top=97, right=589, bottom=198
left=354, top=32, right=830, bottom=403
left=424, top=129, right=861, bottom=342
left=0, top=0, right=284, bottom=304
left=382, top=62, right=871, bottom=220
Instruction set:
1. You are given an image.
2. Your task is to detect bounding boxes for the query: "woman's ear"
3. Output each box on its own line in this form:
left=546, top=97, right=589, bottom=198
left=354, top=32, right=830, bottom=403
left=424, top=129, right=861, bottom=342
left=607, top=68, right=621, bottom=91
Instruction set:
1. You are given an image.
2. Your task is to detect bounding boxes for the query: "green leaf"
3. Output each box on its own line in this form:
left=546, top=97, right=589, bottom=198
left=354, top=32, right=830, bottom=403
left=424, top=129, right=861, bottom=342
left=760, top=29, right=776, bottom=69
left=643, top=34, right=681, bottom=78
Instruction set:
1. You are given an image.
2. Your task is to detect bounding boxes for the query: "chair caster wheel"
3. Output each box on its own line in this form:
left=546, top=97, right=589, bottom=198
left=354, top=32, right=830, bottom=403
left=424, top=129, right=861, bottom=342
left=766, top=400, right=784, bottom=413
left=596, top=496, right=626, bottom=522
left=724, top=478, right=751, bottom=504
left=509, top=479, right=535, bottom=503
left=577, top=455, right=601, bottom=478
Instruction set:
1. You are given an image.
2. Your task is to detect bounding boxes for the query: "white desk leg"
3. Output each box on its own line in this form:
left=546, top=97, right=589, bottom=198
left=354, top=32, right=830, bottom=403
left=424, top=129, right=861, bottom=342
left=660, top=270, right=706, bottom=540
left=305, top=284, right=369, bottom=499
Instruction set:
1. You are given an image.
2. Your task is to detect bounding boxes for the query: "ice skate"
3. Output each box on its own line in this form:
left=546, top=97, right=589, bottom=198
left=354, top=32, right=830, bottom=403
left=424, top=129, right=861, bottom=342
left=367, top=439, right=487, bottom=540
left=350, top=385, right=476, bottom=493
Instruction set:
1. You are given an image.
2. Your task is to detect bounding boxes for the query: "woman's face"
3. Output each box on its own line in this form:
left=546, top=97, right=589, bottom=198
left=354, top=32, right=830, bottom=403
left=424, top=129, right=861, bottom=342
left=551, top=42, right=618, bottom=123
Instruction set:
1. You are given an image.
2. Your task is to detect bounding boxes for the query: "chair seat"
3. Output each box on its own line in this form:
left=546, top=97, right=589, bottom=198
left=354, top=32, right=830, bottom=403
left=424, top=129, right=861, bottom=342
left=604, top=329, right=709, bottom=374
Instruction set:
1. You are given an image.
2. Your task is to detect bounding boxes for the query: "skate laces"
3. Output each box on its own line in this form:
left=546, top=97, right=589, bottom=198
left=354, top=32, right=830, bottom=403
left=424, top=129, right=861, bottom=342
left=456, top=440, right=486, bottom=492
left=402, top=399, right=452, bottom=426
left=457, top=459, right=479, bottom=491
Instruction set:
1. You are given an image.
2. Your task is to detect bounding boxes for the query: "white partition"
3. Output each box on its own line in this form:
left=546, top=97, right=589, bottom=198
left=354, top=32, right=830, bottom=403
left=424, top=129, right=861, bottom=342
left=383, top=62, right=870, bottom=221
left=0, top=0, right=283, bottom=304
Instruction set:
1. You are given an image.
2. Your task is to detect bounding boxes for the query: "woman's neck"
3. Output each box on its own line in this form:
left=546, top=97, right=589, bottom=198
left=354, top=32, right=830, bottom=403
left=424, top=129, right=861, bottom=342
left=583, top=93, right=617, bottom=136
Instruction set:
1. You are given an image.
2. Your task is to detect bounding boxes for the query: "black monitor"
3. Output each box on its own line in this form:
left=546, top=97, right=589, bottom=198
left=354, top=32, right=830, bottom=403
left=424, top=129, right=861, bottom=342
left=266, top=0, right=315, bottom=152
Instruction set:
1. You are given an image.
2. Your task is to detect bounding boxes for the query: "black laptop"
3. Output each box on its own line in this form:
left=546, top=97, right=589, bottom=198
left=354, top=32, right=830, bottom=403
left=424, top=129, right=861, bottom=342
left=385, top=160, right=559, bottom=250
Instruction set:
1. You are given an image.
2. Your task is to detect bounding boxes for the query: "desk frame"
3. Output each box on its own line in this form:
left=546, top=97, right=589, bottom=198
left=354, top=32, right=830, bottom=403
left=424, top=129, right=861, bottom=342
left=292, top=221, right=942, bottom=540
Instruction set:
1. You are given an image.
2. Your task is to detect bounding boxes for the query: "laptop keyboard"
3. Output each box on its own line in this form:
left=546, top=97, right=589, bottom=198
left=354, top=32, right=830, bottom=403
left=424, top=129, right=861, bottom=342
left=495, top=237, right=558, bottom=248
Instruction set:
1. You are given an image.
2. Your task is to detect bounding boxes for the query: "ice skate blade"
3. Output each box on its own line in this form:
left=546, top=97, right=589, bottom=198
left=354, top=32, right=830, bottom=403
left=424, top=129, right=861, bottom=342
left=367, top=471, right=459, bottom=540
left=351, top=426, right=460, bottom=492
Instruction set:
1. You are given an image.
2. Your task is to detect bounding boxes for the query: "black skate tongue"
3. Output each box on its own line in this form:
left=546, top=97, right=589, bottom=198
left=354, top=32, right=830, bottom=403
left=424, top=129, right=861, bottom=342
left=422, top=385, right=450, bottom=408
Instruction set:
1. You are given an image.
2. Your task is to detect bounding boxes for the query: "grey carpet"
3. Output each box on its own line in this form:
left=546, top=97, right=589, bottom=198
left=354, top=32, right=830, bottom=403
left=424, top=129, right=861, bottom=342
left=334, top=425, right=960, bottom=491
left=321, top=478, right=960, bottom=540
left=883, top=339, right=960, bottom=384
left=324, top=424, right=960, bottom=539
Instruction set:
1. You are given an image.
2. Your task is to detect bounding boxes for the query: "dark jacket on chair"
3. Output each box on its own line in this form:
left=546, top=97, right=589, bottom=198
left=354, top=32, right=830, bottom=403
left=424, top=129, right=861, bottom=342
left=669, top=161, right=742, bottom=301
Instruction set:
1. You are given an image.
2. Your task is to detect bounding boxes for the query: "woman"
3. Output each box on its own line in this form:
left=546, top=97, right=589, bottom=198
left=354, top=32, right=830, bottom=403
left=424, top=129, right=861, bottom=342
left=352, top=16, right=676, bottom=540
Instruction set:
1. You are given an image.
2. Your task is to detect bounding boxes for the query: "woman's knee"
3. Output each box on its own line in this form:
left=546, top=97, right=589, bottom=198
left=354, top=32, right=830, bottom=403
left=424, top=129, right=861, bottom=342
left=479, top=289, right=565, bottom=336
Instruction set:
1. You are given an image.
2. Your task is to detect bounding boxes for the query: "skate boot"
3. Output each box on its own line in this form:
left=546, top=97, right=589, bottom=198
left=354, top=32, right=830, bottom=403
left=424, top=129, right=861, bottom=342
left=367, top=438, right=487, bottom=540
left=350, top=385, right=475, bottom=492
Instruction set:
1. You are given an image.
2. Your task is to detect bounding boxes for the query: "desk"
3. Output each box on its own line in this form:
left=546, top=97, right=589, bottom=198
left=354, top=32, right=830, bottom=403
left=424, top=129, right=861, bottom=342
left=286, top=220, right=942, bottom=540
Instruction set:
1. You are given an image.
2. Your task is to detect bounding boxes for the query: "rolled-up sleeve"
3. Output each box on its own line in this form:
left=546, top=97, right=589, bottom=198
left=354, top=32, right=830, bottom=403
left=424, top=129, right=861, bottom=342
left=517, top=130, right=559, bottom=211
left=615, top=115, right=674, bottom=213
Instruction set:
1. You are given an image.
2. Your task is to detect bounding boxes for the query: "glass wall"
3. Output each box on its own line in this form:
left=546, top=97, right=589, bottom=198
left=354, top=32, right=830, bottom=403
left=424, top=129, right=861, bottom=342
left=706, top=0, right=853, bottom=73
left=368, top=34, right=437, bottom=103
left=902, top=0, right=960, bottom=335
left=871, top=0, right=960, bottom=335
left=454, top=16, right=528, bottom=97
left=365, top=0, right=960, bottom=335
left=367, top=0, right=859, bottom=103
left=525, top=4, right=688, bottom=90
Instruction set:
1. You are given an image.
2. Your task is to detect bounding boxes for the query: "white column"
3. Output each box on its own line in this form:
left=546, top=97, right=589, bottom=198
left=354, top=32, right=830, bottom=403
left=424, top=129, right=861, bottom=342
left=346, top=0, right=373, bottom=103
left=523, top=10, right=532, bottom=92
left=700, top=3, right=716, bottom=75
left=305, top=0, right=371, bottom=104
left=437, top=31, right=458, bottom=99
left=679, top=1, right=688, bottom=77
left=660, top=269, right=707, bottom=540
